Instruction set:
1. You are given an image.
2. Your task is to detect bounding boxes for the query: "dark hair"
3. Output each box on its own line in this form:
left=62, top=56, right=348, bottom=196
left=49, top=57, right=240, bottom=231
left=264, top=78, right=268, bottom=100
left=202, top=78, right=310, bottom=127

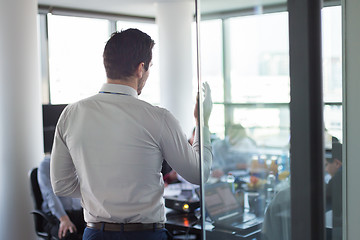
left=103, top=29, right=155, bottom=79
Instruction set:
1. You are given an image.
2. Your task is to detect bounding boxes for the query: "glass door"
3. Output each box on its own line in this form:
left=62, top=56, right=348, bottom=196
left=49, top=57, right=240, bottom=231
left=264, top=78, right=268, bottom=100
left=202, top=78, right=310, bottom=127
left=196, top=0, right=343, bottom=239
left=197, top=1, right=291, bottom=239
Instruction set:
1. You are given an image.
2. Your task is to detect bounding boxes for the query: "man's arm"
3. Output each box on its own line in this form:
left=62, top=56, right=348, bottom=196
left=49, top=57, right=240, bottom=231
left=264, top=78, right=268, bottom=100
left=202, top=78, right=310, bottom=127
left=160, top=83, right=213, bottom=185
left=159, top=117, right=212, bottom=185
left=50, top=108, right=81, bottom=198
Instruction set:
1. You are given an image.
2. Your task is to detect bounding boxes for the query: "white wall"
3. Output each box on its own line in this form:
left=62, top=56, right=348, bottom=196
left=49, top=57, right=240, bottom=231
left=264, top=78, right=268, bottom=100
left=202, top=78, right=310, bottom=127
left=156, top=0, right=195, bottom=136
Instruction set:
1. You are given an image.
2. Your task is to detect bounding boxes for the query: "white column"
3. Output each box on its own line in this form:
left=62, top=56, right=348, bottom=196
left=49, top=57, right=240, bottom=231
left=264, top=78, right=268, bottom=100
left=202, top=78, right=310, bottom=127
left=0, top=0, right=43, bottom=239
left=156, top=0, right=195, bottom=136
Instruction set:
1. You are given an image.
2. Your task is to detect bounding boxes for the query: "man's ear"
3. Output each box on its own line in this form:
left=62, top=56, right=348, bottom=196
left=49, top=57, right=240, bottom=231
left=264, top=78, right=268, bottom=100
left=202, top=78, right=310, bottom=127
left=136, top=62, right=145, bottom=78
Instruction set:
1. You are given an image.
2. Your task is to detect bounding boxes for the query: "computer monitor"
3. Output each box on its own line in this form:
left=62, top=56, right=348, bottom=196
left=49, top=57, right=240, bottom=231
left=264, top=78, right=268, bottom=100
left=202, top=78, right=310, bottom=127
left=200, top=182, right=244, bottom=222
left=42, top=104, right=67, bottom=153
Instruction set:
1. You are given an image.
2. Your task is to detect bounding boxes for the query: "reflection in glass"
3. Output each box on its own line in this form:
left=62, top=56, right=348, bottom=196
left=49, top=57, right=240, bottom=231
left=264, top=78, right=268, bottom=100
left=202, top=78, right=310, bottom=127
left=324, top=105, right=342, bottom=142
left=199, top=0, right=342, bottom=237
left=322, top=6, right=342, bottom=240
left=232, top=107, right=290, bottom=148
left=199, top=2, right=291, bottom=240
left=325, top=142, right=342, bottom=239
left=322, top=6, right=342, bottom=103
left=228, top=12, right=290, bottom=104
left=200, top=19, right=224, bottom=103
left=209, top=104, right=225, bottom=139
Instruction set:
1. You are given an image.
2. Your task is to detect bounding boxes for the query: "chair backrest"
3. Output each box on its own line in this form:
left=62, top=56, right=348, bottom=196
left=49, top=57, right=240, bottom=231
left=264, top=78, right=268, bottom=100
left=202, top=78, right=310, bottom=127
left=29, top=167, right=51, bottom=239
left=29, top=168, right=43, bottom=210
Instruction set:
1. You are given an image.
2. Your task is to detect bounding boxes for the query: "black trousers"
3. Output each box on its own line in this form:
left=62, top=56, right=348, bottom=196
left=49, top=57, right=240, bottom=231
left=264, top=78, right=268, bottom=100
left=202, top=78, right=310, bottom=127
left=44, top=210, right=86, bottom=240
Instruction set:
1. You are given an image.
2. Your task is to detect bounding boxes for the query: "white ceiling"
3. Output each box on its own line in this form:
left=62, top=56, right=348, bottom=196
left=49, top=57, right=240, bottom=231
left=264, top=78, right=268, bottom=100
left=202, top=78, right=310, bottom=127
left=37, top=0, right=286, bottom=18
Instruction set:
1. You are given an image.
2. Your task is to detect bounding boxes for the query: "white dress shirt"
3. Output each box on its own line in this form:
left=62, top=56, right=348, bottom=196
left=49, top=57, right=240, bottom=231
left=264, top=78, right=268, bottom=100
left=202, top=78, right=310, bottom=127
left=50, top=83, right=212, bottom=224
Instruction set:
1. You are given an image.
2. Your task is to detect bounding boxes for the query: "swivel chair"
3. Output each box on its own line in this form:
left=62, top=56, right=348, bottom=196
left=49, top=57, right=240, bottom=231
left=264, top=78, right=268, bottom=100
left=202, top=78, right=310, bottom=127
left=29, top=167, right=57, bottom=240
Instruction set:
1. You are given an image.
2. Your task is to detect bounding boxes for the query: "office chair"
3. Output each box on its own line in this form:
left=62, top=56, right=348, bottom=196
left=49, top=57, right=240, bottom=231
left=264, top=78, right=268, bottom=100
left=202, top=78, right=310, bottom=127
left=29, top=167, right=57, bottom=240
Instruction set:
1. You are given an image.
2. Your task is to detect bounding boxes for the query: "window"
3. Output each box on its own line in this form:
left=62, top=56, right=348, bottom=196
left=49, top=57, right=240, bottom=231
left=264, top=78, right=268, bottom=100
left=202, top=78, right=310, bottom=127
left=199, top=19, right=225, bottom=138
left=201, top=7, right=343, bottom=147
left=47, top=15, right=110, bottom=104
left=322, top=6, right=342, bottom=142
left=228, top=13, right=290, bottom=104
left=42, top=14, right=160, bottom=105
left=227, top=12, right=290, bottom=147
left=199, top=4, right=342, bottom=239
left=200, top=8, right=292, bottom=240
left=201, top=12, right=291, bottom=147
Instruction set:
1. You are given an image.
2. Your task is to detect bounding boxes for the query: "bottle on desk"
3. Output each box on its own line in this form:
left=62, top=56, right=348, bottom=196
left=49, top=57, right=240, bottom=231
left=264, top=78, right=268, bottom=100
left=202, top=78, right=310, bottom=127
left=266, top=171, right=276, bottom=205
left=226, top=173, right=236, bottom=193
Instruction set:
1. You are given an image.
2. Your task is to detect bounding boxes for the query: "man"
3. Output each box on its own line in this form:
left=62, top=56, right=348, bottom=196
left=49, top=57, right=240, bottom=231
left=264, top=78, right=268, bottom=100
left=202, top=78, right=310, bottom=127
left=325, top=142, right=342, bottom=239
left=261, top=184, right=291, bottom=240
left=50, top=28, right=213, bottom=240
left=38, top=155, right=85, bottom=239
left=325, top=142, right=342, bottom=186
left=211, top=124, right=257, bottom=178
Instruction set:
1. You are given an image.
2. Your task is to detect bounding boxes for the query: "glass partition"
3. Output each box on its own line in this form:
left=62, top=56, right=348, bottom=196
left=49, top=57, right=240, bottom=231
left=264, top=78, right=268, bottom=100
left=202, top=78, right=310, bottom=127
left=322, top=6, right=343, bottom=240
left=198, top=1, right=343, bottom=239
left=198, top=1, right=291, bottom=239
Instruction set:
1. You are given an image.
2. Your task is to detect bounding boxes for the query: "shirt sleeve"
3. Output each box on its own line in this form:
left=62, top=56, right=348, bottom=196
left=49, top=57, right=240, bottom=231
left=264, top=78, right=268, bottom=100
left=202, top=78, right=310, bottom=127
left=159, top=110, right=212, bottom=185
left=38, top=157, right=67, bottom=219
left=50, top=107, right=81, bottom=198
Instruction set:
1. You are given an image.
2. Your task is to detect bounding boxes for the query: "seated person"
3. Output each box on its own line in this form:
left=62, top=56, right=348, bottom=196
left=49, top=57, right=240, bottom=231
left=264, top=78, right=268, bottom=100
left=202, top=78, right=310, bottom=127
left=38, top=155, right=86, bottom=240
left=261, top=182, right=291, bottom=240
left=325, top=142, right=342, bottom=206
left=211, top=124, right=257, bottom=178
left=325, top=142, right=342, bottom=239
left=261, top=142, right=342, bottom=240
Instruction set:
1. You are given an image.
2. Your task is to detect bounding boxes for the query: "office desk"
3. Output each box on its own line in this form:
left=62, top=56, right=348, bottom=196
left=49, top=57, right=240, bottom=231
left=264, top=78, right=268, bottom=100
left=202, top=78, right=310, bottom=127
left=165, top=209, right=262, bottom=240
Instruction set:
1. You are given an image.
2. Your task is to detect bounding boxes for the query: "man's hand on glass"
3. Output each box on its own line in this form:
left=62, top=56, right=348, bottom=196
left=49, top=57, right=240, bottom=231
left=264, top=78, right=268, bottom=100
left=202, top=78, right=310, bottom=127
left=194, top=82, right=213, bottom=126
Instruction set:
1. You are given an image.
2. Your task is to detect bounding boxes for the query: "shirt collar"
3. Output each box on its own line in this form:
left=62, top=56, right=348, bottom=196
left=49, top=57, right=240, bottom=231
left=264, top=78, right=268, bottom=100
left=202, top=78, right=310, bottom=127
left=99, top=83, right=138, bottom=98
